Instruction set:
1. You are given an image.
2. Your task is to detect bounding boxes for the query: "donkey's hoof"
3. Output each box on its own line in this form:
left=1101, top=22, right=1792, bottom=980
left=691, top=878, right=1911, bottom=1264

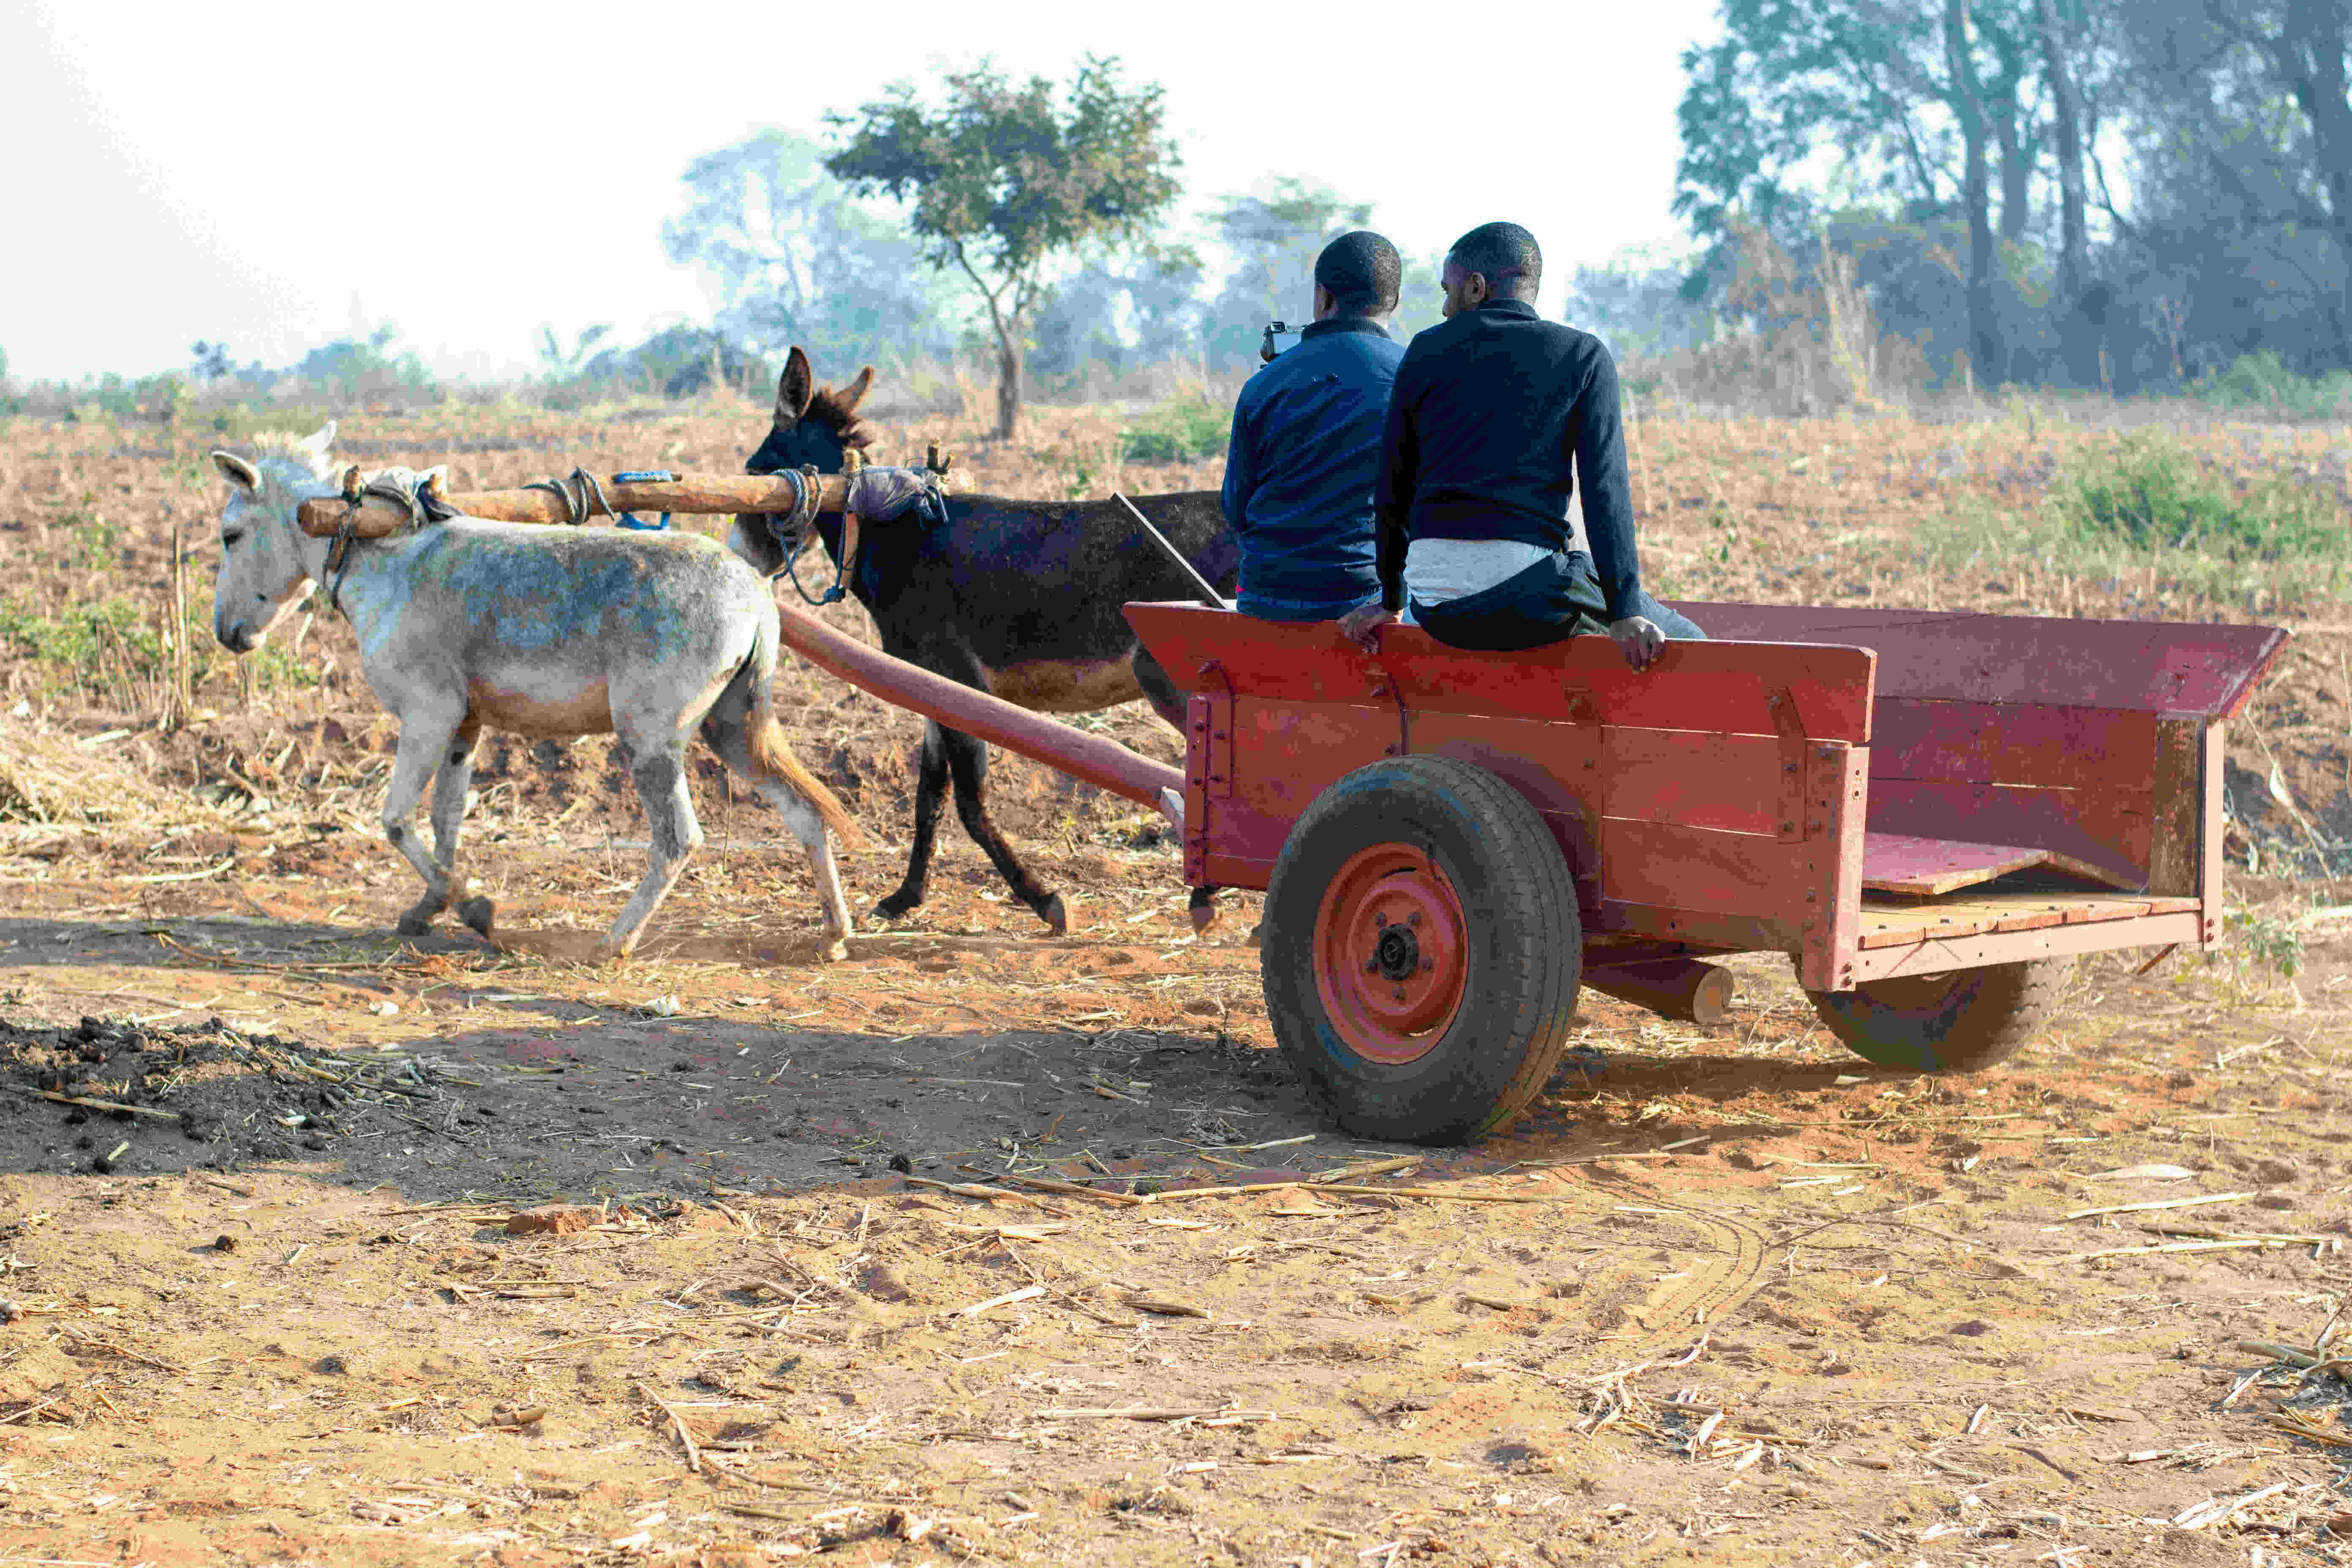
left=456, top=896, right=496, bottom=937
left=1188, top=894, right=1220, bottom=935
left=394, top=911, right=436, bottom=937
left=822, top=937, right=850, bottom=964
left=1039, top=894, right=1068, bottom=937
left=873, top=892, right=921, bottom=922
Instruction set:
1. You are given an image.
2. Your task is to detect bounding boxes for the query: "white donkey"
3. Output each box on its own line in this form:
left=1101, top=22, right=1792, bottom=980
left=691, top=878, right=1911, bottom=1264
left=209, top=423, right=862, bottom=961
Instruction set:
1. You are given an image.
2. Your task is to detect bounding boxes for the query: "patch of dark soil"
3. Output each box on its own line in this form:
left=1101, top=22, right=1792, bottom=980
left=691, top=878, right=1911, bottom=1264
left=0, top=1012, right=459, bottom=1177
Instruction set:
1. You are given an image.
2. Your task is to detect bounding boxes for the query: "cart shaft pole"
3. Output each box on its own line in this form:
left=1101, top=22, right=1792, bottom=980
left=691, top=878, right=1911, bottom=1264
left=771, top=599, right=1186, bottom=819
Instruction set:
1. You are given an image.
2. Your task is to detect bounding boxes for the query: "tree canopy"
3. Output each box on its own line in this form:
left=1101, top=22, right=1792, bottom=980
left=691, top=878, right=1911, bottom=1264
left=825, top=55, right=1182, bottom=437
left=1669, top=0, right=2352, bottom=393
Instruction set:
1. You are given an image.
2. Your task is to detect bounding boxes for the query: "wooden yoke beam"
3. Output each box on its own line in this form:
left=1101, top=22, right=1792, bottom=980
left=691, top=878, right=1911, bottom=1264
left=295, top=471, right=856, bottom=538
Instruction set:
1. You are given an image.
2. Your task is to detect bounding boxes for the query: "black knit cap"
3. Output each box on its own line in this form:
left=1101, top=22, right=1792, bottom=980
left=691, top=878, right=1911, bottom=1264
left=1314, top=230, right=1402, bottom=316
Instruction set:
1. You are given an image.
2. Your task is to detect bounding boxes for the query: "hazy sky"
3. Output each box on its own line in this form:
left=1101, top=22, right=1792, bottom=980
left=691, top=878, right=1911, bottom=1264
left=8, top=1, right=1721, bottom=383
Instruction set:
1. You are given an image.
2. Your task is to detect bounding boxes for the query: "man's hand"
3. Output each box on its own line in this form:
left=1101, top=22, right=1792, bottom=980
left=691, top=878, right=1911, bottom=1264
left=1337, top=603, right=1399, bottom=654
left=1609, top=615, right=1666, bottom=670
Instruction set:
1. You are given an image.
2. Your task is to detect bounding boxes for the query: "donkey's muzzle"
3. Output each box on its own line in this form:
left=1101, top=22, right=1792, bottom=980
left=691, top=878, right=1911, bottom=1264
left=215, top=620, right=259, bottom=654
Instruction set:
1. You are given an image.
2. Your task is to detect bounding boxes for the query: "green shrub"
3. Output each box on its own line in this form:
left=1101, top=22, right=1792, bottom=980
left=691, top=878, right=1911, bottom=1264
left=2195, top=350, right=2352, bottom=418
left=1119, top=396, right=1229, bottom=463
left=2057, top=435, right=2345, bottom=563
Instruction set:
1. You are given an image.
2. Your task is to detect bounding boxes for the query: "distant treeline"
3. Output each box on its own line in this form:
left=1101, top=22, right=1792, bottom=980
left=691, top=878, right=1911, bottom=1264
left=9, top=7, right=2350, bottom=422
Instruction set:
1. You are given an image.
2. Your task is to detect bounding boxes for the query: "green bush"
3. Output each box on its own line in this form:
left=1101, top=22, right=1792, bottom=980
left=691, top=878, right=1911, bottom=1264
left=0, top=596, right=159, bottom=670
left=2057, top=435, right=2345, bottom=563
left=2195, top=350, right=2352, bottom=418
left=1119, top=396, right=1229, bottom=463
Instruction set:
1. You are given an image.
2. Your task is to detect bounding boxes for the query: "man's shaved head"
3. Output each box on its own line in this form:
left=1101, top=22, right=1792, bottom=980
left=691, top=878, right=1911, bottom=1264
left=1446, top=221, right=1543, bottom=299
left=1314, top=230, right=1402, bottom=318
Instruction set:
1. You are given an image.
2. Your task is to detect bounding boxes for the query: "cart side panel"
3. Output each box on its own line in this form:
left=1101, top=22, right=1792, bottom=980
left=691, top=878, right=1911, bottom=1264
left=1665, top=602, right=2288, bottom=720
left=1192, top=697, right=1396, bottom=890
left=1872, top=701, right=2160, bottom=792
left=1124, top=604, right=1876, bottom=740
left=1865, top=780, right=2152, bottom=890
left=1860, top=699, right=2161, bottom=889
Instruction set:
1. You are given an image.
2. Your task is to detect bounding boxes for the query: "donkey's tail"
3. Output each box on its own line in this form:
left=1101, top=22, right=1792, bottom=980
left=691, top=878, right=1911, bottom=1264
left=740, top=630, right=868, bottom=851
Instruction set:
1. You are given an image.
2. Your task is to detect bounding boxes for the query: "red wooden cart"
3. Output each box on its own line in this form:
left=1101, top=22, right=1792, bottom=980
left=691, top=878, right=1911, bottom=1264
left=781, top=597, right=2283, bottom=1144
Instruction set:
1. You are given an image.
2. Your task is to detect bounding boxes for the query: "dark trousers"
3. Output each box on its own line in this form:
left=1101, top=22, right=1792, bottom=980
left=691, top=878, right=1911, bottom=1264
left=1410, top=550, right=1707, bottom=653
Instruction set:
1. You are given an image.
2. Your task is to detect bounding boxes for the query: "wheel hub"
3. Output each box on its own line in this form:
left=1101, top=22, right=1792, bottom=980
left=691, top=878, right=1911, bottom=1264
left=1314, top=845, right=1469, bottom=1064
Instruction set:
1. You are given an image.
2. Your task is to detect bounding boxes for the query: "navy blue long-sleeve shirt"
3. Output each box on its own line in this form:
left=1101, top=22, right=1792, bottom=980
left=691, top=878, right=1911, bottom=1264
left=1220, top=317, right=1405, bottom=620
left=1374, top=299, right=1642, bottom=621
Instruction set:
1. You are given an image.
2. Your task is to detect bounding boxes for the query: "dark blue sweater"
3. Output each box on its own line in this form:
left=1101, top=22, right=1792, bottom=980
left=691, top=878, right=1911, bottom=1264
left=1220, top=317, right=1405, bottom=619
left=1374, top=299, right=1642, bottom=621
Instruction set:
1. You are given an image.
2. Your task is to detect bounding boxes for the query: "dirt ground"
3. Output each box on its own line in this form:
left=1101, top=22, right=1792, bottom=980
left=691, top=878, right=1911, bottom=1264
left=2, top=395, right=2351, bottom=1564
left=1, top=839, right=2351, bottom=1567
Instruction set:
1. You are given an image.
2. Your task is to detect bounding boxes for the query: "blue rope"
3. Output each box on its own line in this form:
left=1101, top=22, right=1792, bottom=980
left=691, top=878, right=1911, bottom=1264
left=611, top=470, right=675, bottom=531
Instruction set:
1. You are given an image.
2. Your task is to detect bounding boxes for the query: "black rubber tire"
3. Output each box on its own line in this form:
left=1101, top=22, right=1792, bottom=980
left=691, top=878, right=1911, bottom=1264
left=1802, top=958, right=2070, bottom=1073
left=1260, top=755, right=1581, bottom=1144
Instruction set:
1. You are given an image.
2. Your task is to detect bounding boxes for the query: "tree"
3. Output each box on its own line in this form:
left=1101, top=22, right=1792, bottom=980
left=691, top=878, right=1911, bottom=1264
left=189, top=341, right=233, bottom=382
left=1028, top=251, right=1206, bottom=382
left=1947, top=0, right=2003, bottom=384
left=825, top=56, right=1183, bottom=438
left=1673, top=0, right=2059, bottom=388
left=2107, top=0, right=2352, bottom=369
left=2036, top=0, right=2092, bottom=305
left=664, top=130, right=961, bottom=374
left=1198, top=179, right=1371, bottom=368
left=535, top=324, right=612, bottom=381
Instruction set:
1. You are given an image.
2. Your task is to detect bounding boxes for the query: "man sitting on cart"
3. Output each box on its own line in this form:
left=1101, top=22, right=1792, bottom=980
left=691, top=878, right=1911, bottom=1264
left=1220, top=231, right=1407, bottom=623
left=1338, top=221, right=1703, bottom=670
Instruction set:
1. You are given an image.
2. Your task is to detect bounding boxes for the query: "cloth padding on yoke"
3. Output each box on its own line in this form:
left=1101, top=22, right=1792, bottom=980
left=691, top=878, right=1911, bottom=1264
left=340, top=465, right=459, bottom=530
left=840, top=465, right=947, bottom=525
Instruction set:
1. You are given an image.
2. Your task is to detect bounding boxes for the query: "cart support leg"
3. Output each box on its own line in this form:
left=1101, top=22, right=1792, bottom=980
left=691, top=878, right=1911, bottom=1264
left=1582, top=958, right=1736, bottom=1026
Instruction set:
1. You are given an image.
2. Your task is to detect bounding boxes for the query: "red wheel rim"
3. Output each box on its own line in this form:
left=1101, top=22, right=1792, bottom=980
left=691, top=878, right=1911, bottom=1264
left=1311, top=843, right=1469, bottom=1065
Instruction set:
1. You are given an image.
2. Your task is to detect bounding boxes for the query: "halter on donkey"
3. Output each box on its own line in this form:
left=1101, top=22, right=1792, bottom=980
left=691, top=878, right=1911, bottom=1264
left=731, top=348, right=1238, bottom=936
left=209, top=424, right=865, bottom=962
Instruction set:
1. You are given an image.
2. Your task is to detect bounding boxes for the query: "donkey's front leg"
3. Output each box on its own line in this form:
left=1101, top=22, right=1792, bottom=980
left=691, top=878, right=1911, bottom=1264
left=429, top=721, right=496, bottom=937
left=379, top=711, right=466, bottom=935
left=599, top=747, right=702, bottom=963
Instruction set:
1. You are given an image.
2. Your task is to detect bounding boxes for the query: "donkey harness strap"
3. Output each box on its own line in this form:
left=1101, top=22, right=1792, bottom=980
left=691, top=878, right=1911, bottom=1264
left=781, top=466, right=855, bottom=608
left=324, top=471, right=443, bottom=617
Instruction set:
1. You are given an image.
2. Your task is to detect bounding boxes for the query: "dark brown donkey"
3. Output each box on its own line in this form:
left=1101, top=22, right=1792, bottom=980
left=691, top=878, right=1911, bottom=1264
left=731, top=348, right=1238, bottom=934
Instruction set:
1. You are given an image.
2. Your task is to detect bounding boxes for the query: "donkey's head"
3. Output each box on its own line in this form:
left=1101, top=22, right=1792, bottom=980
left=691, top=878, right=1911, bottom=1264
left=208, top=421, right=338, bottom=653
left=730, top=347, right=876, bottom=575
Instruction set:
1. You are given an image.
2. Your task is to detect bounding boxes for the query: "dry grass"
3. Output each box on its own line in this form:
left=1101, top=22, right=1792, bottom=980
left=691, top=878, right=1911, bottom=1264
left=0, top=391, right=2344, bottom=877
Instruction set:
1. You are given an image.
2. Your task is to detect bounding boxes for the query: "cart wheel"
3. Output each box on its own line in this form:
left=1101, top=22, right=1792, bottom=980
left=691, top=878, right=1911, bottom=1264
left=1801, top=959, right=2070, bottom=1073
left=1261, top=756, right=1580, bottom=1144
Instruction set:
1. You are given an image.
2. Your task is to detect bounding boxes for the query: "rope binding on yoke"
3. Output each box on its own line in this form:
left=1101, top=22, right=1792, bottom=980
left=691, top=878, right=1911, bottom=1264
left=523, top=467, right=616, bottom=526
left=610, top=470, right=675, bottom=531
left=779, top=465, right=849, bottom=607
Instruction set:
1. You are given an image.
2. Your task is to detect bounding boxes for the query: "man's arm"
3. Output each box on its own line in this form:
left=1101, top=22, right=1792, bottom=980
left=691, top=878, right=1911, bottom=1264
left=1572, top=344, right=1642, bottom=625
left=1220, top=386, right=1258, bottom=535
left=1372, top=364, right=1418, bottom=613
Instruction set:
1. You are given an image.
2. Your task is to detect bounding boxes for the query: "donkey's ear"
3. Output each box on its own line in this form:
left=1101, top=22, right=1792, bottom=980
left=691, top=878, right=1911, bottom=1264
left=211, top=451, right=261, bottom=493
left=776, top=346, right=814, bottom=427
left=838, top=365, right=876, bottom=412
left=296, top=421, right=338, bottom=460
